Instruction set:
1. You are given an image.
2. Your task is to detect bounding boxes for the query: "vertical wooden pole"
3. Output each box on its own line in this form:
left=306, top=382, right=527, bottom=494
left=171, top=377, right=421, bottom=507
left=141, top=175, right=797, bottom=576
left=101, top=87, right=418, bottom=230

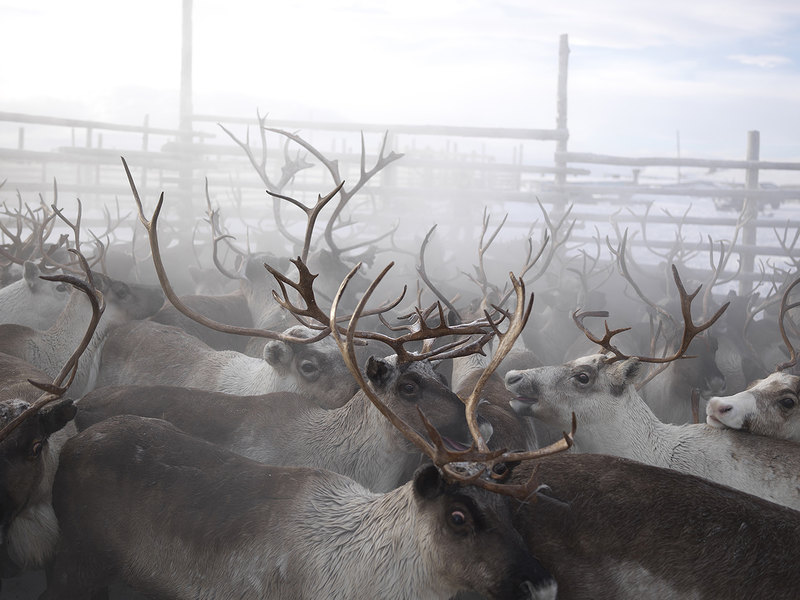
left=554, top=34, right=570, bottom=204
left=739, top=130, right=760, bottom=295
left=141, top=114, right=150, bottom=190
left=179, top=0, right=194, bottom=209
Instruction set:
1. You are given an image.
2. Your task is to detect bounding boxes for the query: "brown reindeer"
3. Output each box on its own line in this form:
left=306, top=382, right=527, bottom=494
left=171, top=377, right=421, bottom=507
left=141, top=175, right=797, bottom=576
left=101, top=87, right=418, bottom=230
left=511, top=453, right=800, bottom=599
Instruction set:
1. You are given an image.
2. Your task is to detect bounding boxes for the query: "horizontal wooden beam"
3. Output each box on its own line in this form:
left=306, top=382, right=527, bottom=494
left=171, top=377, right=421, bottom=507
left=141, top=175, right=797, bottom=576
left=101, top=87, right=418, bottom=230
left=556, top=151, right=800, bottom=172
left=194, top=114, right=568, bottom=141
left=0, top=111, right=214, bottom=139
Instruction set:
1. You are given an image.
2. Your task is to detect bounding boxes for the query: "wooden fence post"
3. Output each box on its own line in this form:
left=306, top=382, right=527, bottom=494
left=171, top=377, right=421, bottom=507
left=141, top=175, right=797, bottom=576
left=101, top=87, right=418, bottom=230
left=554, top=34, right=570, bottom=195
left=739, top=130, right=760, bottom=294
left=179, top=0, right=194, bottom=213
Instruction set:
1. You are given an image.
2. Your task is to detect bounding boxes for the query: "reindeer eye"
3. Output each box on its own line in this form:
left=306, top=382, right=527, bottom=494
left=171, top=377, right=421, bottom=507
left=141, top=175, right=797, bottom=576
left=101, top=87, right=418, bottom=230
left=114, top=284, right=129, bottom=300
left=298, top=359, right=320, bottom=381
left=449, top=510, right=466, bottom=526
left=574, top=372, right=590, bottom=385
left=399, top=381, right=419, bottom=399
left=56, top=283, right=68, bottom=292
left=779, top=397, right=796, bottom=409
left=30, top=440, right=44, bottom=458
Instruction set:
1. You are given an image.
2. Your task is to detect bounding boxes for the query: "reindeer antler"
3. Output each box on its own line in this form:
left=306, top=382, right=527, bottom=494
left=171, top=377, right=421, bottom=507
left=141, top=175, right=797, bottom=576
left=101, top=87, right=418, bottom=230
left=0, top=249, right=105, bottom=442
left=574, top=265, right=729, bottom=367
left=329, top=261, right=575, bottom=501
left=776, top=276, right=800, bottom=372
left=123, top=157, right=328, bottom=345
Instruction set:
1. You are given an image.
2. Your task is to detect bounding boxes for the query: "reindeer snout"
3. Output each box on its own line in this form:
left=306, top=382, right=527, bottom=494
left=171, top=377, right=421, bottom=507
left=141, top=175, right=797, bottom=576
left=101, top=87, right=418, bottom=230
left=505, top=371, right=540, bottom=417
left=505, top=371, right=525, bottom=387
left=707, top=397, right=733, bottom=415
left=705, top=397, right=735, bottom=429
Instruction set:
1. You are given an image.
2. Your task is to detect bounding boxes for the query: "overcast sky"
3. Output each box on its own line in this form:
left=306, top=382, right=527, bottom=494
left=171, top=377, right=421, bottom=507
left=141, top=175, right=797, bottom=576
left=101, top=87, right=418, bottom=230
left=2, top=0, right=800, bottom=162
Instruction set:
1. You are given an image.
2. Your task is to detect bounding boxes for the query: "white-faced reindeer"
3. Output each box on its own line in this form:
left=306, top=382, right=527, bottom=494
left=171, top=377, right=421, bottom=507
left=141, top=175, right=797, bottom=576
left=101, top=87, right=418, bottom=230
left=42, top=258, right=570, bottom=600
left=506, top=266, right=800, bottom=511
left=706, top=277, right=800, bottom=441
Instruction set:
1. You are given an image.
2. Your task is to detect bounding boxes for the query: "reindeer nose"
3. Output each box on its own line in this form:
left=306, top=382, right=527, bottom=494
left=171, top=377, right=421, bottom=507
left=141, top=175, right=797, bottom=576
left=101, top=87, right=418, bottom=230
left=505, top=371, right=524, bottom=386
left=718, top=403, right=733, bottom=414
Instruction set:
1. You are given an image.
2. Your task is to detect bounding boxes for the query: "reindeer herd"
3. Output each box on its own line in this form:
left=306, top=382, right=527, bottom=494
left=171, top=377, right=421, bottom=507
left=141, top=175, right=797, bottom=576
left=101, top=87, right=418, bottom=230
left=2, top=128, right=800, bottom=599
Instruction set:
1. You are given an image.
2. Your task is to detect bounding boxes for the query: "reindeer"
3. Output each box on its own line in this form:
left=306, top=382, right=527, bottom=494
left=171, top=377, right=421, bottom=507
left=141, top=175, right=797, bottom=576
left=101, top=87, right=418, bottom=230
left=0, top=398, right=75, bottom=581
left=706, top=371, right=800, bottom=442
left=78, top=351, right=485, bottom=494
left=84, top=246, right=507, bottom=492
left=505, top=266, right=800, bottom=511
left=510, top=452, right=800, bottom=599
left=44, top=415, right=555, bottom=600
left=706, top=276, right=800, bottom=441
left=42, top=252, right=570, bottom=600
left=0, top=260, right=103, bottom=586
left=603, top=230, right=733, bottom=424
left=95, top=321, right=359, bottom=409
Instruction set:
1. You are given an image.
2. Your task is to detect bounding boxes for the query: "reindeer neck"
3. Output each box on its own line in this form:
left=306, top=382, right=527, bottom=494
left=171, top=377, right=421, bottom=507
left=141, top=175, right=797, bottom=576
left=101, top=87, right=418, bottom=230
left=34, top=293, right=110, bottom=391
left=575, top=385, right=676, bottom=468
left=450, top=353, right=488, bottom=391
left=308, top=392, right=412, bottom=492
left=291, top=480, right=451, bottom=599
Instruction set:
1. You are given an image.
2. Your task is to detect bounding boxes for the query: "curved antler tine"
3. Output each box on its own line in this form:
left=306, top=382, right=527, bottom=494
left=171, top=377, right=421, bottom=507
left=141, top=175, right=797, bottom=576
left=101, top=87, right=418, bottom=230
left=501, top=412, right=577, bottom=464
left=417, top=224, right=463, bottom=323
left=462, top=273, right=533, bottom=452
left=777, top=276, right=800, bottom=371
left=124, top=157, right=325, bottom=345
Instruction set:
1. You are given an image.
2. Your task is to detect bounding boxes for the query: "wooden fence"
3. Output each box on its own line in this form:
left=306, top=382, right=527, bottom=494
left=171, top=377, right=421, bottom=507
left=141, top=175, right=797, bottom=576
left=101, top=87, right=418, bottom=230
left=1, top=35, right=799, bottom=292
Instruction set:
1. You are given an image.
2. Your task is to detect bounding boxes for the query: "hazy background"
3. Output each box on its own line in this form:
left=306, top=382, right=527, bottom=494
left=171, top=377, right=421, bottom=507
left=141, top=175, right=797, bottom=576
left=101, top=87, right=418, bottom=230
left=2, top=0, right=799, bottom=163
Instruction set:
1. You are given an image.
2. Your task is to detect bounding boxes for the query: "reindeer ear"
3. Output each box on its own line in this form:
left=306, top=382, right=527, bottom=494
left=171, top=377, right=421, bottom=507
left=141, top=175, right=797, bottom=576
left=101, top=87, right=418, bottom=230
left=245, top=257, right=269, bottom=281
left=607, top=358, right=641, bottom=390
left=366, top=356, right=391, bottom=388
left=412, top=464, right=444, bottom=500
left=264, top=340, right=294, bottom=370
left=39, top=399, right=77, bottom=436
left=23, top=261, right=39, bottom=289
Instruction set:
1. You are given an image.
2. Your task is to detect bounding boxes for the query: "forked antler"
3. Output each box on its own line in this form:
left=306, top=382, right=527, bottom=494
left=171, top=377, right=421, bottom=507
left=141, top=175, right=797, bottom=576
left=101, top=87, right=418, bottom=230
left=265, top=128, right=403, bottom=258
left=329, top=262, right=575, bottom=501
left=574, top=265, right=729, bottom=367
left=265, top=181, right=344, bottom=264
left=0, top=250, right=105, bottom=442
